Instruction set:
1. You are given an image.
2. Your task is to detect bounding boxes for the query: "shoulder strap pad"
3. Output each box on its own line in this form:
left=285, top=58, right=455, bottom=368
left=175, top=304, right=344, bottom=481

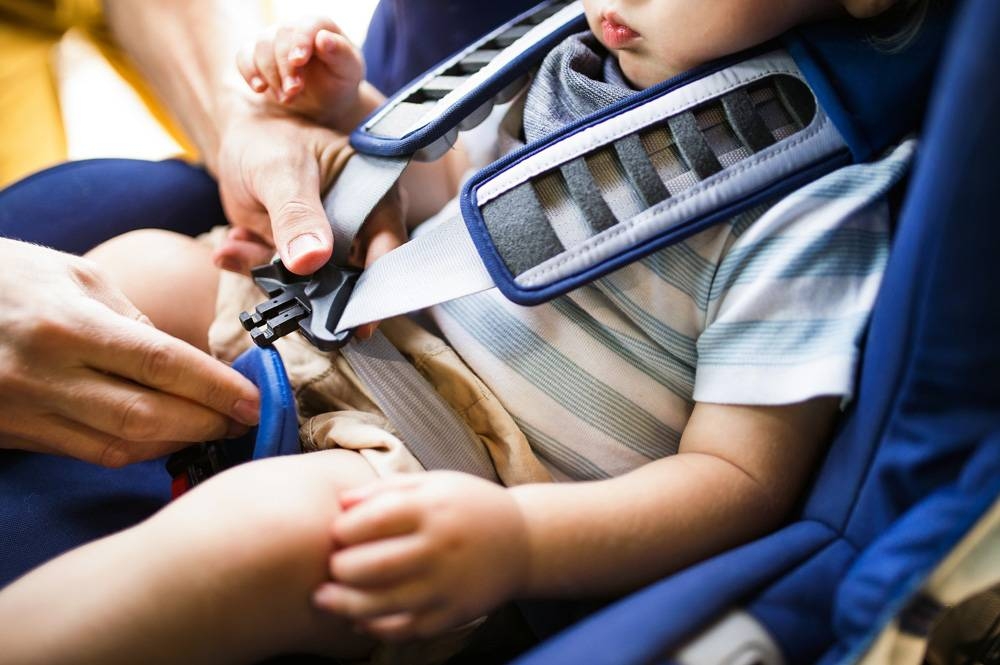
left=350, top=0, right=585, bottom=161
left=460, top=50, right=851, bottom=305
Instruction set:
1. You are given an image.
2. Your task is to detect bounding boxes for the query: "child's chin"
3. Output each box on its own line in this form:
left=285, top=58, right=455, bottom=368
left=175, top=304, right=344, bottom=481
left=618, top=55, right=677, bottom=90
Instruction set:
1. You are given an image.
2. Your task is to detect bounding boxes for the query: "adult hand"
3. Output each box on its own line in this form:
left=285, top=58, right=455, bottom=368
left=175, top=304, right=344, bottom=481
left=213, top=89, right=401, bottom=277
left=0, top=239, right=260, bottom=467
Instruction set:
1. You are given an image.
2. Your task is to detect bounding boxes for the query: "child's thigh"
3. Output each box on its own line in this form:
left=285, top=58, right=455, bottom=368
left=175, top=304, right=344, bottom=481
left=151, top=449, right=381, bottom=659
left=86, top=228, right=220, bottom=350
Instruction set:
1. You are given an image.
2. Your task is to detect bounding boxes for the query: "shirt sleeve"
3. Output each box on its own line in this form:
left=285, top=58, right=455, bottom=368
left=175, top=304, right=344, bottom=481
left=693, top=140, right=916, bottom=406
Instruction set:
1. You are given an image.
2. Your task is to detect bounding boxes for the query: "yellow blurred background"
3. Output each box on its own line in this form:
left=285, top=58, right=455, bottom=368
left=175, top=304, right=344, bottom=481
left=0, top=0, right=378, bottom=187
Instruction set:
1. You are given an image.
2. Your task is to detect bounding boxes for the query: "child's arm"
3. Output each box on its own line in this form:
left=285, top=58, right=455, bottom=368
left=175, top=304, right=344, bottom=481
left=314, top=397, right=838, bottom=640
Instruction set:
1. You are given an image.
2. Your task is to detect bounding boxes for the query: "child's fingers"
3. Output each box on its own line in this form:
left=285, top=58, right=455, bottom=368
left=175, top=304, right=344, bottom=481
left=330, top=535, right=431, bottom=587
left=272, top=24, right=307, bottom=98
left=252, top=31, right=284, bottom=101
left=312, top=579, right=441, bottom=620
left=337, top=474, right=423, bottom=508
left=274, top=17, right=342, bottom=95
left=354, top=612, right=418, bottom=642
left=360, top=608, right=454, bottom=642
left=314, top=30, right=363, bottom=78
left=333, top=490, right=422, bottom=546
left=237, top=47, right=267, bottom=93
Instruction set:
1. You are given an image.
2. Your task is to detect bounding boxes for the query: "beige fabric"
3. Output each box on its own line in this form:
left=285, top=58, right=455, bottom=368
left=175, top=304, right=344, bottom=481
left=856, top=496, right=1000, bottom=665
left=204, top=239, right=547, bottom=664
left=206, top=241, right=551, bottom=485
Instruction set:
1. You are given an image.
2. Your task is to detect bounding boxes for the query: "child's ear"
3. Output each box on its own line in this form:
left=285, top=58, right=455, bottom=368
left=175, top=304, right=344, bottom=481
left=839, top=0, right=899, bottom=18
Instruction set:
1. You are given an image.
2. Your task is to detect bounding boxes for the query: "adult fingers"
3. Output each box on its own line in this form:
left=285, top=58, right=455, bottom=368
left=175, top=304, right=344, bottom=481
left=238, top=46, right=267, bottom=93
left=52, top=369, right=249, bottom=446
left=359, top=187, right=407, bottom=269
left=82, top=310, right=260, bottom=427
left=331, top=536, right=430, bottom=588
left=312, top=580, right=441, bottom=620
left=334, top=490, right=422, bottom=546
left=3, top=414, right=186, bottom=468
left=71, top=257, right=150, bottom=324
left=211, top=239, right=276, bottom=275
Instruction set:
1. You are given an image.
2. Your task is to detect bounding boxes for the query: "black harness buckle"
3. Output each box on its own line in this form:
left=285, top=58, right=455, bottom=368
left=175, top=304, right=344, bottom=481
left=239, top=260, right=362, bottom=351
left=166, top=438, right=253, bottom=498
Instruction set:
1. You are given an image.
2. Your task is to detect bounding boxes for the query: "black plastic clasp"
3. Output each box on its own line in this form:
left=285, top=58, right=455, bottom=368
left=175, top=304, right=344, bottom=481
left=239, top=260, right=361, bottom=351
left=166, top=437, right=253, bottom=498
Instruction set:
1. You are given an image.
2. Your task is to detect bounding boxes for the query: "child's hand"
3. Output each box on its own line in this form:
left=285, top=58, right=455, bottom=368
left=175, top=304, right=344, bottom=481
left=238, top=17, right=365, bottom=130
left=313, top=472, right=530, bottom=641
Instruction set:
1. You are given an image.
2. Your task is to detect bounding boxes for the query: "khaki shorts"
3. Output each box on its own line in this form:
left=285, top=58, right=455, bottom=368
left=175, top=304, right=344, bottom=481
left=205, top=238, right=551, bottom=486
left=202, top=230, right=551, bottom=664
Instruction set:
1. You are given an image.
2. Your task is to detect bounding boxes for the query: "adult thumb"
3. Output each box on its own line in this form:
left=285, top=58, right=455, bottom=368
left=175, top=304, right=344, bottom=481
left=261, top=176, right=334, bottom=275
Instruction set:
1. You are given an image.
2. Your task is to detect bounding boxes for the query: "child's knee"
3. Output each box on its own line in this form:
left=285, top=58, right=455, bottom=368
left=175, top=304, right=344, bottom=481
left=162, top=450, right=378, bottom=572
left=86, top=228, right=219, bottom=347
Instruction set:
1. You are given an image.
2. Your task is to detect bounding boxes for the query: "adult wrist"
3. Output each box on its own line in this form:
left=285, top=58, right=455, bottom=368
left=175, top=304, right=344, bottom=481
left=206, top=84, right=263, bottom=177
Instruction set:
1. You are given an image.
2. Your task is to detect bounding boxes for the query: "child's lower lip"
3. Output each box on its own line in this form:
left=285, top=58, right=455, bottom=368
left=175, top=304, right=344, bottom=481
left=601, top=17, right=640, bottom=48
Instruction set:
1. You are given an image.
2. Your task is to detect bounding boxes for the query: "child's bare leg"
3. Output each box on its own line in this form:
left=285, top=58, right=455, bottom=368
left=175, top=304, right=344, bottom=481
left=0, top=449, right=379, bottom=664
left=86, top=229, right=220, bottom=352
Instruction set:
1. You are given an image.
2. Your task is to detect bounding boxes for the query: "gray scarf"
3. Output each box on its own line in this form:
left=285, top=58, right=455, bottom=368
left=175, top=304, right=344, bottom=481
left=522, top=31, right=637, bottom=143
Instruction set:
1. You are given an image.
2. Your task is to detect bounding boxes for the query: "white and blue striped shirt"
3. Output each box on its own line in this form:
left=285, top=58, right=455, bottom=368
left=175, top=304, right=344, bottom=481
left=431, top=141, right=914, bottom=481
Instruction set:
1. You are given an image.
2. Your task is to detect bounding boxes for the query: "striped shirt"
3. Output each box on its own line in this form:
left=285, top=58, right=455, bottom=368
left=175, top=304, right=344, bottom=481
left=430, top=141, right=914, bottom=481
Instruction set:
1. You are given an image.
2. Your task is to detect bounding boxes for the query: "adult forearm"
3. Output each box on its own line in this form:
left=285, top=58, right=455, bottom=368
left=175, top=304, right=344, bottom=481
left=103, top=0, right=264, bottom=174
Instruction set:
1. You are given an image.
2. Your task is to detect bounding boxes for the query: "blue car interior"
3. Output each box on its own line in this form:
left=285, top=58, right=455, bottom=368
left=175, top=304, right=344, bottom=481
left=0, top=0, right=997, bottom=662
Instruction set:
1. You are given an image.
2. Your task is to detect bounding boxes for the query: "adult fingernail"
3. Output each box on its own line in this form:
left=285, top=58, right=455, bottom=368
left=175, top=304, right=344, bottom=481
left=289, top=46, right=308, bottom=62
left=250, top=76, right=266, bottom=91
left=283, top=75, right=300, bottom=92
left=226, top=420, right=251, bottom=439
left=288, top=233, right=323, bottom=263
left=232, top=399, right=260, bottom=426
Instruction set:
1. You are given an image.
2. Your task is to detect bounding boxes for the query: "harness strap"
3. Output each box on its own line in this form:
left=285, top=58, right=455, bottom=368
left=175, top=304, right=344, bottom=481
left=241, top=48, right=849, bottom=480
left=341, top=334, right=499, bottom=481
left=327, top=51, right=847, bottom=334
left=321, top=158, right=499, bottom=481
left=324, top=154, right=409, bottom=265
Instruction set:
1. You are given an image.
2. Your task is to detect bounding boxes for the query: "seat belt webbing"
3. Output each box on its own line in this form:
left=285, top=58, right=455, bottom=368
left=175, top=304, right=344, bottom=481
left=323, top=158, right=500, bottom=482
left=342, top=333, right=499, bottom=481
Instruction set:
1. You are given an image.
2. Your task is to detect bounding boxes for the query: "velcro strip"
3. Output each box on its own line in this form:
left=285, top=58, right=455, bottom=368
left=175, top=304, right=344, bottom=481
left=667, top=111, right=723, bottom=179
left=481, top=182, right=565, bottom=276
left=560, top=157, right=619, bottom=233
left=721, top=89, right=777, bottom=153
left=613, top=134, right=671, bottom=208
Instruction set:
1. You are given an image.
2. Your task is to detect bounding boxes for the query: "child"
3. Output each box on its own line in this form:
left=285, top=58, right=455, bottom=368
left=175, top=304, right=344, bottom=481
left=0, top=0, right=925, bottom=662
